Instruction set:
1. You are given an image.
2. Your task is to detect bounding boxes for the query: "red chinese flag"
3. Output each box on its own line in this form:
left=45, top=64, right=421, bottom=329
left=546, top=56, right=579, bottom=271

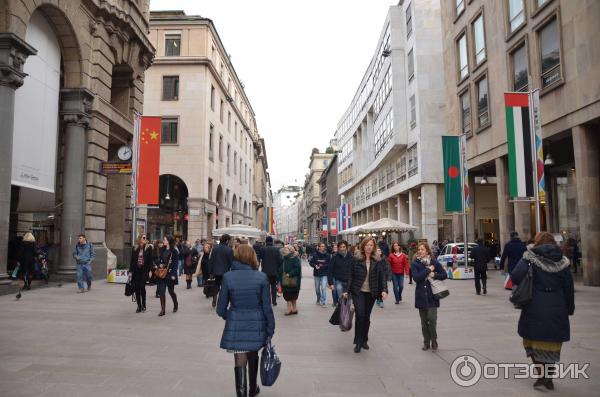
left=137, top=116, right=161, bottom=205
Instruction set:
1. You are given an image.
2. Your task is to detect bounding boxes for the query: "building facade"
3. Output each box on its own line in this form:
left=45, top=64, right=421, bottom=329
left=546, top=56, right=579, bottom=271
left=273, top=185, right=301, bottom=242
left=144, top=11, right=268, bottom=242
left=300, top=149, right=334, bottom=244
left=318, top=155, right=340, bottom=243
left=253, top=138, right=271, bottom=232
left=441, top=0, right=600, bottom=285
left=1, top=0, right=154, bottom=280
left=335, top=1, right=448, bottom=245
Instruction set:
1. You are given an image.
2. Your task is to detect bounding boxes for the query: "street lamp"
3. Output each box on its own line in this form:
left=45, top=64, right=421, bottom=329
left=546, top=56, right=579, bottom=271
left=544, top=153, right=555, bottom=166
left=480, top=175, right=488, bottom=184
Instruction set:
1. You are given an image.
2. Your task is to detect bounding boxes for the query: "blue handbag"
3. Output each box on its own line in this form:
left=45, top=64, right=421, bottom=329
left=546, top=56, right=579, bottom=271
left=260, top=338, right=281, bottom=387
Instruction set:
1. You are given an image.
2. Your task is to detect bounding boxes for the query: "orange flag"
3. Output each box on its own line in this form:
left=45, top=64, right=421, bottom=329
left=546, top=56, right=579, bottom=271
left=137, top=116, right=161, bottom=205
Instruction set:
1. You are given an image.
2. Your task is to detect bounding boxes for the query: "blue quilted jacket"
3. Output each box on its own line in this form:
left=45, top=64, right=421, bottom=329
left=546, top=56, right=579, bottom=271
left=217, top=261, right=275, bottom=351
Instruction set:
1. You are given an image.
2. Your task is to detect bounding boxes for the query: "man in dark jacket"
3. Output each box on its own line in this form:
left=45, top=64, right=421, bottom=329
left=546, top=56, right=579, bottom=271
left=328, top=240, right=353, bottom=305
left=309, top=242, right=330, bottom=307
left=470, top=239, right=489, bottom=295
left=208, top=234, right=234, bottom=307
left=378, top=240, right=390, bottom=257
left=259, top=236, right=283, bottom=305
left=500, top=231, right=527, bottom=274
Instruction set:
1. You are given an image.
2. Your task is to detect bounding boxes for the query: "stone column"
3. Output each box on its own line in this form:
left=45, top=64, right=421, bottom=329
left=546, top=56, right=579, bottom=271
left=0, top=33, right=36, bottom=280
left=420, top=184, right=438, bottom=243
left=398, top=194, right=409, bottom=223
left=495, top=156, right=514, bottom=249
left=56, top=88, right=94, bottom=276
left=572, top=125, right=600, bottom=286
left=388, top=198, right=396, bottom=220
left=513, top=202, right=532, bottom=241
left=409, top=189, right=422, bottom=235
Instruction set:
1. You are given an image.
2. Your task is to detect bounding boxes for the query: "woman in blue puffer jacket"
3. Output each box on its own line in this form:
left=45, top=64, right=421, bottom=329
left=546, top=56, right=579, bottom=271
left=217, top=244, right=275, bottom=397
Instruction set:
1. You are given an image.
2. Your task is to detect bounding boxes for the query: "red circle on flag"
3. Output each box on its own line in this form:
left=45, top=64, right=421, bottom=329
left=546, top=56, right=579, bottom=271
left=448, top=166, right=459, bottom=178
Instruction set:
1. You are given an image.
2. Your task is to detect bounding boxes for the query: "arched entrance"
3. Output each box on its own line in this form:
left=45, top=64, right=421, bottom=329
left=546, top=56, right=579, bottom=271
left=147, top=174, right=189, bottom=242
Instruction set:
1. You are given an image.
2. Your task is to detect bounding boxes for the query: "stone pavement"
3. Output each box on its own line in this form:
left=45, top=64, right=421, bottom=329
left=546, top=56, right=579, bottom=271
left=0, top=261, right=598, bottom=397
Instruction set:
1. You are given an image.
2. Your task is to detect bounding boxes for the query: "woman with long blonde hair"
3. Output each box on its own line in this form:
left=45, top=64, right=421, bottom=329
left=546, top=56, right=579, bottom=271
left=129, top=234, right=153, bottom=313
left=17, top=232, right=37, bottom=291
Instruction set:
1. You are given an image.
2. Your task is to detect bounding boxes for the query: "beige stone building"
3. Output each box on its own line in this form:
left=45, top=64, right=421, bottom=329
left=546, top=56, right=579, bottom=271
left=144, top=11, right=270, bottom=242
left=0, top=0, right=154, bottom=280
left=441, top=0, right=600, bottom=285
left=299, top=149, right=335, bottom=243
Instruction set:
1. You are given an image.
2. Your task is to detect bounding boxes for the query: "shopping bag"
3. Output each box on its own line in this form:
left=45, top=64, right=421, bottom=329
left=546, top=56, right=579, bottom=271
left=260, top=338, right=281, bottom=387
left=329, top=304, right=341, bottom=326
left=10, top=264, right=20, bottom=280
left=339, top=296, right=354, bottom=332
left=504, top=274, right=513, bottom=290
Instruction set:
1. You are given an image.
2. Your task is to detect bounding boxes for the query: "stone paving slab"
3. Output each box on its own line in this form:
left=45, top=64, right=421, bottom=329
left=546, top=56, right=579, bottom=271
left=0, top=261, right=598, bottom=397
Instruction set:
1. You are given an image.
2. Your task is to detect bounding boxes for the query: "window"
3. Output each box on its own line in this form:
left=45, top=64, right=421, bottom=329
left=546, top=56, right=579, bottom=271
left=227, top=144, right=231, bottom=175
left=406, top=3, right=413, bottom=38
left=220, top=100, right=224, bottom=123
left=476, top=75, right=489, bottom=128
left=239, top=159, right=243, bottom=183
left=244, top=164, right=248, bottom=184
left=456, top=0, right=465, bottom=17
left=234, top=121, right=237, bottom=136
left=539, top=17, right=561, bottom=88
left=457, top=33, right=468, bottom=80
left=508, top=0, right=525, bottom=33
left=536, top=0, right=549, bottom=7
left=160, top=117, right=178, bottom=144
left=234, top=152, right=237, bottom=174
left=228, top=112, right=231, bottom=132
left=511, top=43, right=529, bottom=91
left=374, top=109, right=393, bottom=157
left=460, top=90, right=471, bottom=135
left=407, top=48, right=415, bottom=80
left=408, top=145, right=418, bottom=177
left=210, top=85, right=215, bottom=111
left=409, top=95, right=416, bottom=128
left=208, top=178, right=213, bottom=200
left=162, top=76, right=179, bottom=100
left=209, top=125, right=214, bottom=160
left=165, top=34, right=180, bottom=56
left=473, top=14, right=486, bottom=65
left=219, top=135, right=223, bottom=162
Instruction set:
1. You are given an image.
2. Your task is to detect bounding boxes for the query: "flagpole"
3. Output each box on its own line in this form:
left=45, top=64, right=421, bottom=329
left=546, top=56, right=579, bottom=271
left=131, top=113, right=141, bottom=246
left=529, top=90, right=541, bottom=234
left=459, top=135, right=469, bottom=271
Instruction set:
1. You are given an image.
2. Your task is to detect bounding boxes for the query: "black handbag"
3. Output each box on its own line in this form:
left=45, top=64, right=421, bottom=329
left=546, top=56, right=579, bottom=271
left=203, top=277, right=218, bottom=297
left=329, top=304, right=341, bottom=326
left=125, top=280, right=136, bottom=302
left=510, top=265, right=533, bottom=308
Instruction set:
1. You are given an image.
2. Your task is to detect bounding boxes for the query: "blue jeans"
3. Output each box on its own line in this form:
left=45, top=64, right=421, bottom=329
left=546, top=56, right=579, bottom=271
left=391, top=273, right=405, bottom=302
left=196, top=276, right=204, bottom=286
left=334, top=280, right=348, bottom=303
left=76, top=263, right=92, bottom=290
left=313, top=275, right=328, bottom=305
left=178, top=259, right=184, bottom=276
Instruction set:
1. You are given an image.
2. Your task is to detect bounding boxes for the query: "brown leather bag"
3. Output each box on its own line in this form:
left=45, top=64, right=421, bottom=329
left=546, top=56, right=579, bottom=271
left=156, top=253, right=172, bottom=279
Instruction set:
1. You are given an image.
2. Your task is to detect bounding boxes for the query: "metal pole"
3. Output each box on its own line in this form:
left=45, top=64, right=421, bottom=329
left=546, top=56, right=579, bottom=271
left=459, top=135, right=469, bottom=271
left=528, top=91, right=541, bottom=234
left=131, top=113, right=141, bottom=245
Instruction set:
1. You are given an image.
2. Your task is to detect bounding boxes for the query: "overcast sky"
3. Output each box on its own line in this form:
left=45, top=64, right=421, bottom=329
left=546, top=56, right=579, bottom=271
left=150, top=0, right=397, bottom=191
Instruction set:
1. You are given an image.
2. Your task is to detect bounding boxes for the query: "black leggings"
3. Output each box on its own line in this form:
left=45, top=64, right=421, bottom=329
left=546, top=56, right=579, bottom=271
left=158, top=280, right=177, bottom=303
left=234, top=351, right=259, bottom=367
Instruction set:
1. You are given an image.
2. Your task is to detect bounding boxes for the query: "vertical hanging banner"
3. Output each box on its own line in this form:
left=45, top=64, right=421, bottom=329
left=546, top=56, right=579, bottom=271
left=137, top=116, right=161, bottom=205
left=460, top=135, right=470, bottom=212
left=442, top=136, right=463, bottom=212
left=530, top=91, right=545, bottom=200
left=329, top=212, right=338, bottom=236
left=321, top=217, right=328, bottom=237
left=345, top=204, right=352, bottom=229
left=265, top=207, right=275, bottom=235
left=504, top=93, right=534, bottom=198
left=337, top=207, right=342, bottom=233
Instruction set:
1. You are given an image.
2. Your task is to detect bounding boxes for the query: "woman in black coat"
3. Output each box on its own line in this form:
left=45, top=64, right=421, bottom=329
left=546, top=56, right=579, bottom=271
left=129, top=234, right=153, bottom=313
left=411, top=242, right=447, bottom=351
left=511, top=232, right=574, bottom=390
left=157, top=235, right=179, bottom=317
left=17, top=232, right=38, bottom=290
left=343, top=238, right=388, bottom=353
left=217, top=244, right=275, bottom=397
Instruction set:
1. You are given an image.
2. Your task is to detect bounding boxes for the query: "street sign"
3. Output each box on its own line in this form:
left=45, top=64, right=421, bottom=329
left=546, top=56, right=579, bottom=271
left=101, top=161, right=132, bottom=174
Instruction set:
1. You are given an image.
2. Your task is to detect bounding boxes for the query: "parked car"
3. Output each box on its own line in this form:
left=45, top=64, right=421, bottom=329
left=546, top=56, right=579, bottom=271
left=436, top=243, right=477, bottom=268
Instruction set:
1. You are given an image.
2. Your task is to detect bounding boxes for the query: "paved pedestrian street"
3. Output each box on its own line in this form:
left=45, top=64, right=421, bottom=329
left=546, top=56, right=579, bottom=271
left=0, top=262, right=598, bottom=397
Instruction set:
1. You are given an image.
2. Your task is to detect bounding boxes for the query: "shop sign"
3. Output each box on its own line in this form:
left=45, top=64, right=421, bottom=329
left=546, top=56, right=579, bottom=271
left=101, top=162, right=132, bottom=174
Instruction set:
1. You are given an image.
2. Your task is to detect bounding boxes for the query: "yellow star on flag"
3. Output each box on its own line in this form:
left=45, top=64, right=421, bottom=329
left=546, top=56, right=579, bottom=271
left=149, top=131, right=159, bottom=140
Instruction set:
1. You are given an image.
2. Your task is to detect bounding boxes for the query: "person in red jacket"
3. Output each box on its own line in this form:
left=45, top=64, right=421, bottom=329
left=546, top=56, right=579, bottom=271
left=388, top=242, right=409, bottom=303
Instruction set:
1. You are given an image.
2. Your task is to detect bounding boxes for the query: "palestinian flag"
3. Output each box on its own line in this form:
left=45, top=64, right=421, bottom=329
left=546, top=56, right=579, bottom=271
left=442, top=136, right=463, bottom=212
left=505, top=93, right=534, bottom=198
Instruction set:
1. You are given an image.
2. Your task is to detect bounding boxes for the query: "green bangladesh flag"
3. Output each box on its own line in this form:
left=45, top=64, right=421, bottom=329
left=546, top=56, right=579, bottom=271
left=442, top=136, right=463, bottom=212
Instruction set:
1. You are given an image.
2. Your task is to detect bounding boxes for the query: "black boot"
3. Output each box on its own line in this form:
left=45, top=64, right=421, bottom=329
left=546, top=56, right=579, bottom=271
left=431, top=340, right=438, bottom=350
left=422, top=341, right=430, bottom=351
left=186, top=280, right=191, bottom=289
left=234, top=366, right=248, bottom=397
left=158, top=295, right=166, bottom=316
left=248, top=354, right=260, bottom=397
left=172, top=295, right=178, bottom=312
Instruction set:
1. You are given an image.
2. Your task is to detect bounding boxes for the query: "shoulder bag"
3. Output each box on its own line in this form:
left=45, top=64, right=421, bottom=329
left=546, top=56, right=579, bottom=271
left=429, top=278, right=450, bottom=299
left=260, top=338, right=281, bottom=387
left=156, top=252, right=172, bottom=279
left=281, top=260, right=298, bottom=288
left=510, top=264, right=533, bottom=308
